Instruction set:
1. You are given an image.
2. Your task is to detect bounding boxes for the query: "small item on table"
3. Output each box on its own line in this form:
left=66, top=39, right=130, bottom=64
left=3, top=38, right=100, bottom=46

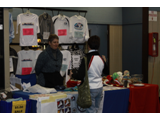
left=113, top=72, right=123, bottom=86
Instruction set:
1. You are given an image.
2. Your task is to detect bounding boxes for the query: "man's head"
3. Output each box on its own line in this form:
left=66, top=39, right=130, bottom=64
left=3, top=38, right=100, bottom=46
left=87, top=35, right=100, bottom=50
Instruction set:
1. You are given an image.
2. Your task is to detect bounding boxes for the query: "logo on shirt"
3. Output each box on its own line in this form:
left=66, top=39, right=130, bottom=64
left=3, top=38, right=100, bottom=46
left=71, top=96, right=75, bottom=101
left=22, top=59, right=32, bottom=62
left=74, top=23, right=83, bottom=30
left=22, top=23, right=34, bottom=25
left=65, top=99, right=70, bottom=107
left=65, top=107, right=71, bottom=113
left=57, top=100, right=64, bottom=109
left=63, top=58, right=67, bottom=61
left=64, top=22, right=68, bottom=25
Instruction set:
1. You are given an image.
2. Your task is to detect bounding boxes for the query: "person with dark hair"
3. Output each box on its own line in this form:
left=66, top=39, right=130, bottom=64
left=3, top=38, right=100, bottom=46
left=35, top=34, right=63, bottom=88
left=70, top=35, right=109, bottom=113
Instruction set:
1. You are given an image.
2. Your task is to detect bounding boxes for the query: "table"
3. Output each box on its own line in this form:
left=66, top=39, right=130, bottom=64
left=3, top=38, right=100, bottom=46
left=12, top=87, right=130, bottom=113
left=128, top=83, right=160, bottom=113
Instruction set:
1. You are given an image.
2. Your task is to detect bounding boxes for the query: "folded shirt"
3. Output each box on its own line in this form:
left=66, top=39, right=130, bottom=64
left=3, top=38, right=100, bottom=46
left=6, top=97, right=23, bottom=102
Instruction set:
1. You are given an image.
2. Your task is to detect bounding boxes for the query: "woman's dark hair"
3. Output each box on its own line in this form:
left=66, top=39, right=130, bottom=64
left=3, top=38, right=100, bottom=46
left=48, top=34, right=59, bottom=43
left=88, top=35, right=100, bottom=50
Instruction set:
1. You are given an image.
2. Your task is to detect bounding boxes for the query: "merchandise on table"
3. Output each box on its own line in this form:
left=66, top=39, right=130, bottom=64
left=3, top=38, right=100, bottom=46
left=16, top=12, right=40, bottom=46
left=69, top=15, right=89, bottom=43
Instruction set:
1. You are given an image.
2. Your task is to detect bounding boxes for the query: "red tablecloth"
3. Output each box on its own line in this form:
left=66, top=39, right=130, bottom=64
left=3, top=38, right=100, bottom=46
left=128, top=83, right=160, bottom=113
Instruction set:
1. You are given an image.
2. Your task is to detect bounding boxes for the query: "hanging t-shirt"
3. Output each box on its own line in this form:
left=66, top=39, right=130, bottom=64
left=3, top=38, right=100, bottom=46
left=69, top=15, right=89, bottom=43
left=16, top=13, right=40, bottom=46
left=52, top=15, right=71, bottom=49
left=60, top=50, right=71, bottom=77
left=69, top=48, right=85, bottom=70
left=16, top=50, right=42, bottom=75
left=9, top=12, right=15, bottom=44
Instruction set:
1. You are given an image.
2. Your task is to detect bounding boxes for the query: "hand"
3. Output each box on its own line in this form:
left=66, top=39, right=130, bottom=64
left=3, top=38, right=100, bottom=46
left=102, top=55, right=107, bottom=62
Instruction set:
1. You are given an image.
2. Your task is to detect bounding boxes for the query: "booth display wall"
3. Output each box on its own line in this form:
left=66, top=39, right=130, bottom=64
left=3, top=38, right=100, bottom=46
left=122, top=7, right=143, bottom=75
left=9, top=7, right=122, bottom=25
left=148, top=11, right=160, bottom=96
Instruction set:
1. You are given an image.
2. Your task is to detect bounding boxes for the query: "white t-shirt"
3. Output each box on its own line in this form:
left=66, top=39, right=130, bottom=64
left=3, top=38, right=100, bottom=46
left=60, top=50, right=71, bottom=78
left=52, top=15, right=71, bottom=49
left=16, top=50, right=42, bottom=75
left=69, top=15, right=89, bottom=43
left=16, top=13, right=40, bottom=46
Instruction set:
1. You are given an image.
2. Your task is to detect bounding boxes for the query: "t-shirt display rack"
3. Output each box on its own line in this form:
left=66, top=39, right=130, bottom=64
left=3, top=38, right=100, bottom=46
left=9, top=7, right=88, bottom=49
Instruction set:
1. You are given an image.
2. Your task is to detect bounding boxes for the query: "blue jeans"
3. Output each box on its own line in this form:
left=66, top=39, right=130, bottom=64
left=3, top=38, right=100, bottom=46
left=86, top=87, right=103, bottom=113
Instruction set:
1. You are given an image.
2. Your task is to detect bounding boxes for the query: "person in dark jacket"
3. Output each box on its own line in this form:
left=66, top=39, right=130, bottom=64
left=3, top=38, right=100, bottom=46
left=70, top=35, right=109, bottom=113
left=35, top=34, right=63, bottom=88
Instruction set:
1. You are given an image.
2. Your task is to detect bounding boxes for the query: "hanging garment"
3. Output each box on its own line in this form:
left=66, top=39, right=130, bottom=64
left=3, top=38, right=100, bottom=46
left=16, top=50, right=42, bottom=75
left=60, top=50, right=71, bottom=77
left=10, top=47, right=18, bottom=75
left=52, top=15, right=71, bottom=49
left=69, top=15, right=89, bottom=43
left=16, top=13, right=40, bottom=46
left=9, top=12, right=15, bottom=44
left=38, top=13, right=54, bottom=42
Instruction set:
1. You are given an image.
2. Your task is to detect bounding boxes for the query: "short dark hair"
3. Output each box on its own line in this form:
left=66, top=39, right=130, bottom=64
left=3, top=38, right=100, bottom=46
left=88, top=35, right=100, bottom=50
left=48, top=34, right=59, bottom=43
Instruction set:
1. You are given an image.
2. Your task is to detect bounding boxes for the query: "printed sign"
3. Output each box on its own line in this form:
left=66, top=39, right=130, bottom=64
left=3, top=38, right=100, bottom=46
left=149, top=11, right=157, bottom=21
left=73, top=55, right=80, bottom=68
left=22, top=67, right=32, bottom=75
left=74, top=31, right=83, bottom=38
left=58, top=29, right=67, bottom=36
left=12, top=100, right=26, bottom=113
left=23, top=28, right=34, bottom=35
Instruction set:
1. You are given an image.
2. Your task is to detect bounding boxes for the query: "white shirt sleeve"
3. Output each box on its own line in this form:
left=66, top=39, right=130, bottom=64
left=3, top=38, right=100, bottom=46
left=16, top=51, right=21, bottom=75
left=84, top=18, right=89, bottom=41
left=69, top=17, right=73, bottom=39
left=16, top=14, right=21, bottom=34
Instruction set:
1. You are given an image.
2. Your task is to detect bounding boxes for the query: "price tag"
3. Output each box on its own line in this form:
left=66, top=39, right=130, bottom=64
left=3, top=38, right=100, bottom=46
left=73, top=55, right=80, bottom=68
left=74, top=31, right=83, bottom=38
left=10, top=57, right=13, bottom=72
left=43, top=32, right=50, bottom=40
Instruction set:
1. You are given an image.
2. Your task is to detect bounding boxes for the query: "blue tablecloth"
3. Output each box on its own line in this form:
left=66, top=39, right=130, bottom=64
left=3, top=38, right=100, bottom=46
left=103, top=89, right=130, bottom=113
left=12, top=88, right=130, bottom=113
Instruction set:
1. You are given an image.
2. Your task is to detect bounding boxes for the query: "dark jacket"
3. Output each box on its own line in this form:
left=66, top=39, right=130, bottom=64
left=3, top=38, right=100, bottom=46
left=35, top=45, right=63, bottom=86
left=72, top=51, right=109, bottom=86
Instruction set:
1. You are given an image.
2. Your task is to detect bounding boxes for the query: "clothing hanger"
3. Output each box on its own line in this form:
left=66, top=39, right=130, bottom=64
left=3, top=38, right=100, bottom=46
left=71, top=43, right=79, bottom=50
left=23, top=8, right=32, bottom=15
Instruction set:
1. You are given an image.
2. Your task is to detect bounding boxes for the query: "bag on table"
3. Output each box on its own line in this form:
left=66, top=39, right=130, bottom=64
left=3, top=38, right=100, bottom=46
left=77, top=57, right=92, bottom=108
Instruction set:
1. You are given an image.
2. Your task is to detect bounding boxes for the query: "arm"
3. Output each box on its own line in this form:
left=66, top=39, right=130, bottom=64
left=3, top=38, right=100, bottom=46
left=35, top=52, right=46, bottom=75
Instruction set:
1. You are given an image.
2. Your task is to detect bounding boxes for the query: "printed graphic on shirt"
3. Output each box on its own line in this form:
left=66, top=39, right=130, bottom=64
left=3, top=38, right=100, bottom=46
left=74, top=31, right=83, bottom=38
left=72, top=107, right=76, bottom=113
left=61, top=64, right=68, bottom=72
left=58, top=29, right=67, bottom=36
left=22, top=23, right=34, bottom=25
left=23, top=28, right=34, bottom=35
left=65, top=98, right=71, bottom=107
left=74, top=23, right=83, bottom=30
left=71, top=96, right=75, bottom=101
left=21, top=59, right=32, bottom=62
left=22, top=67, right=32, bottom=75
left=64, top=22, right=68, bottom=25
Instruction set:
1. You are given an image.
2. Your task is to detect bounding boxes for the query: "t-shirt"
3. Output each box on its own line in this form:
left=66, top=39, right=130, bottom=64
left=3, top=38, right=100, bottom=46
left=16, top=50, right=42, bottom=75
left=16, top=13, right=40, bottom=46
left=69, top=15, right=89, bottom=43
left=60, top=50, right=71, bottom=77
left=52, top=15, right=71, bottom=49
